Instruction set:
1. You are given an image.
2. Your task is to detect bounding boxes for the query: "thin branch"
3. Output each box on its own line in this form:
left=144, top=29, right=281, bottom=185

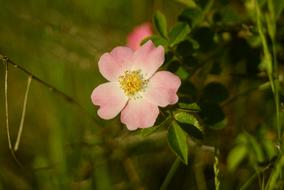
left=0, top=54, right=97, bottom=122
left=14, top=75, right=32, bottom=151
left=222, top=82, right=270, bottom=107
left=3, top=57, right=26, bottom=168
left=4, top=57, right=12, bottom=150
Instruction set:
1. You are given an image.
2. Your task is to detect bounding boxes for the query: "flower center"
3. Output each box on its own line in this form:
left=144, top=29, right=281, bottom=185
left=119, top=70, right=148, bottom=97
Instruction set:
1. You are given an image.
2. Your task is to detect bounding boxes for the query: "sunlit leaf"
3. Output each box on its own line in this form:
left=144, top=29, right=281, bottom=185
left=168, top=121, right=188, bottom=164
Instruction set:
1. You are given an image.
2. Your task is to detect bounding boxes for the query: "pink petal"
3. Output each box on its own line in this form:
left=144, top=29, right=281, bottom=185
left=91, top=82, right=128, bottom=119
left=98, top=47, right=133, bottom=81
left=120, top=99, right=159, bottom=130
left=127, top=22, right=153, bottom=50
left=132, top=40, right=164, bottom=79
left=144, top=71, right=181, bottom=107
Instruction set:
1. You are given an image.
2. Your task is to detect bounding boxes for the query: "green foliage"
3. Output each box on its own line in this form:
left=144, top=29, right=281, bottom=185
left=178, top=102, right=201, bottom=111
left=153, top=11, right=168, bottom=39
left=174, top=111, right=203, bottom=139
left=141, top=35, right=169, bottom=47
left=168, top=121, right=188, bottom=164
left=169, top=22, right=191, bottom=47
left=227, top=144, right=247, bottom=172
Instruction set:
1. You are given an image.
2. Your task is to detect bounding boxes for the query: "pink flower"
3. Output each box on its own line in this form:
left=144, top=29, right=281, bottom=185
left=91, top=40, right=181, bottom=130
left=127, top=22, right=153, bottom=50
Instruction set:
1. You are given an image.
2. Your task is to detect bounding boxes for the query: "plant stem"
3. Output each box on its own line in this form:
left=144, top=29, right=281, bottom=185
left=2, top=58, right=25, bottom=168
left=160, top=158, right=181, bottom=190
left=0, top=54, right=97, bottom=123
left=4, top=58, right=12, bottom=150
left=14, top=75, right=32, bottom=151
left=254, top=0, right=281, bottom=144
left=239, top=172, right=258, bottom=190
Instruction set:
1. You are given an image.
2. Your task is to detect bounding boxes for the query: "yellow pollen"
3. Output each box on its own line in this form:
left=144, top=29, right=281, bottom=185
left=119, top=70, right=147, bottom=97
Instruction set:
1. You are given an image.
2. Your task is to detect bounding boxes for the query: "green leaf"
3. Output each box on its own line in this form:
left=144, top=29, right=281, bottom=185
left=246, top=134, right=265, bottom=163
left=174, top=112, right=200, bottom=127
left=227, top=145, right=247, bottom=172
left=153, top=11, right=168, bottom=38
left=175, top=66, right=189, bottom=80
left=141, top=35, right=168, bottom=47
left=140, top=116, right=171, bottom=137
left=178, top=102, right=201, bottom=111
left=174, top=111, right=203, bottom=139
left=168, top=121, right=188, bottom=164
left=169, top=22, right=191, bottom=46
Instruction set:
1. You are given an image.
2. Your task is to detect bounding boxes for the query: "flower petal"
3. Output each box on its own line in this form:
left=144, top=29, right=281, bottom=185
left=120, top=99, right=159, bottom=130
left=144, top=71, right=181, bottom=107
left=132, top=40, right=164, bottom=79
left=98, top=47, right=133, bottom=81
left=127, top=22, right=153, bottom=50
left=91, top=82, right=128, bottom=119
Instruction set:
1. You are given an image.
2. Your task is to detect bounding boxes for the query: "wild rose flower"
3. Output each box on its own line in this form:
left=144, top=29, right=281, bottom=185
left=91, top=40, right=181, bottom=130
left=127, top=22, right=153, bottom=50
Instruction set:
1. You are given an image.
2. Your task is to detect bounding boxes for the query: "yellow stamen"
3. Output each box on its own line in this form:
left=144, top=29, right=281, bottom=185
left=119, top=70, right=147, bottom=97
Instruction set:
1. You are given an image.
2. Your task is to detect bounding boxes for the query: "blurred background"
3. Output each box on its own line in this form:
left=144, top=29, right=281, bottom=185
left=1, top=0, right=284, bottom=190
left=0, top=1, right=185, bottom=189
